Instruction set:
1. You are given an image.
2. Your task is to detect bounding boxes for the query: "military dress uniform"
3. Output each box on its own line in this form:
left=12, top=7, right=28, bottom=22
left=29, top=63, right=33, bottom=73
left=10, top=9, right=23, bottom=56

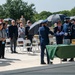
left=63, top=22, right=73, bottom=61
left=38, top=20, right=54, bottom=64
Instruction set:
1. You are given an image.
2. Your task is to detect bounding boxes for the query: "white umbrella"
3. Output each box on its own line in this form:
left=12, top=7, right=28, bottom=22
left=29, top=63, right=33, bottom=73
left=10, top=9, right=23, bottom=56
left=70, top=16, right=75, bottom=20
left=4, top=18, right=13, bottom=21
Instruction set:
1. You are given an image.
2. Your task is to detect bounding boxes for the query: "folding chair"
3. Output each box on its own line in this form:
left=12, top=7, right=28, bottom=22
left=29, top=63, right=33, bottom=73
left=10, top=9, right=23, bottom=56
left=32, top=37, right=40, bottom=53
left=23, top=39, right=32, bottom=53
left=5, top=38, right=11, bottom=52
left=17, top=38, right=24, bottom=51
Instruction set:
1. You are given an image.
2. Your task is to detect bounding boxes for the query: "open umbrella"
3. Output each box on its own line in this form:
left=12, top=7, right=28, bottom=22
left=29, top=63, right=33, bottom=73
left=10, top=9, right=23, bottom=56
left=4, top=18, right=13, bottom=21
left=29, top=20, right=43, bottom=35
left=70, top=16, right=75, bottom=20
left=47, top=14, right=66, bottom=24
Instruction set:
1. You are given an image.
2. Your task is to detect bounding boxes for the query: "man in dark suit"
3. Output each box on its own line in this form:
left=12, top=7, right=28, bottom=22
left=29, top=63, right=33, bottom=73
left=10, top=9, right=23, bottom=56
left=25, top=20, right=33, bottom=51
left=8, top=20, right=18, bottom=53
left=38, top=20, right=54, bottom=64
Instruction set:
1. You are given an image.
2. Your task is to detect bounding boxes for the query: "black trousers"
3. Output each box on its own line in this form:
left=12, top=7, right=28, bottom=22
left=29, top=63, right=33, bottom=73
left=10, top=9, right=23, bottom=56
left=56, top=37, right=63, bottom=44
left=0, top=41, right=5, bottom=58
left=10, top=38, right=17, bottom=52
left=40, top=44, right=49, bottom=64
left=27, top=35, right=33, bottom=51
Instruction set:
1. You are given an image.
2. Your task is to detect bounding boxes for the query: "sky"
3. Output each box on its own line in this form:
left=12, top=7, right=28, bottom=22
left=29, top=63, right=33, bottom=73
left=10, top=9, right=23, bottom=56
left=0, top=0, right=75, bottom=13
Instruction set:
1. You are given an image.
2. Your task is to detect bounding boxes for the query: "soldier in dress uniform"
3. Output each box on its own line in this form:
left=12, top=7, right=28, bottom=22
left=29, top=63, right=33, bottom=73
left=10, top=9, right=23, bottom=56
left=38, top=20, right=54, bottom=64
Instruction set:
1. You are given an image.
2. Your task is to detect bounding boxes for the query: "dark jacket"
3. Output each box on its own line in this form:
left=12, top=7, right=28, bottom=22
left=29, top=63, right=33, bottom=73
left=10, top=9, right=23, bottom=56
left=25, top=25, right=30, bottom=37
left=38, top=26, right=54, bottom=45
left=54, top=26, right=63, bottom=44
left=25, top=25, right=33, bottom=42
left=8, top=25, right=18, bottom=39
left=71, top=24, right=75, bottom=39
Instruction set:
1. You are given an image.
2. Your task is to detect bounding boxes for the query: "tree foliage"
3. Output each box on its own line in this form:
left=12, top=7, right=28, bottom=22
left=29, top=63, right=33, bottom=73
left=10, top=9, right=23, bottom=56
left=71, top=7, right=75, bottom=16
left=0, top=0, right=75, bottom=22
left=0, top=0, right=36, bottom=22
left=34, top=11, right=52, bottom=21
left=59, top=10, right=71, bottom=16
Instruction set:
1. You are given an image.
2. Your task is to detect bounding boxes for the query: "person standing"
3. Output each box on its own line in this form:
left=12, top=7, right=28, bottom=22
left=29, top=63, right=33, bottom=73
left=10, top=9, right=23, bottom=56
left=0, top=22, right=7, bottom=59
left=63, top=17, right=72, bottom=44
left=62, top=17, right=72, bottom=61
left=70, top=19, right=75, bottom=61
left=18, top=22, right=25, bottom=39
left=54, top=20, right=64, bottom=44
left=38, top=20, right=54, bottom=64
left=8, top=20, right=18, bottom=53
left=71, top=19, right=75, bottom=39
left=20, top=15, right=26, bottom=28
left=25, top=20, right=33, bottom=51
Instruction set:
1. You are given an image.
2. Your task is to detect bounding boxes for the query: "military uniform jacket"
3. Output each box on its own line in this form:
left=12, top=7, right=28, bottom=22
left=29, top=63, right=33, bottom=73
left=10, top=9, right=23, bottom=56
left=38, top=26, right=53, bottom=45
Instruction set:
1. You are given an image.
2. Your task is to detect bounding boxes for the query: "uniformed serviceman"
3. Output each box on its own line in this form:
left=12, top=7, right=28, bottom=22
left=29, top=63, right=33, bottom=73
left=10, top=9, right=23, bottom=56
left=38, top=20, right=54, bottom=64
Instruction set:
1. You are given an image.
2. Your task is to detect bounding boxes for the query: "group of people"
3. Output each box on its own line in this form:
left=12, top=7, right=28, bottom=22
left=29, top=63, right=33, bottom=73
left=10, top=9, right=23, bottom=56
left=39, top=17, right=75, bottom=64
left=0, top=16, right=33, bottom=59
left=0, top=16, right=75, bottom=65
left=54, top=17, right=75, bottom=62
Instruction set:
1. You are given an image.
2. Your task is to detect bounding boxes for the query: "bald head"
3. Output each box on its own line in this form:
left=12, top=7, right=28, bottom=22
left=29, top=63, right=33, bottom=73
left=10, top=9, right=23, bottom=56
left=11, top=20, right=15, bottom=26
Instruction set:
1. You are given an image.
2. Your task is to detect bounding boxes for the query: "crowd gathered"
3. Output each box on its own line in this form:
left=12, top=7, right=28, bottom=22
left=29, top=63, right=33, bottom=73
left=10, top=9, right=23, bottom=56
left=0, top=15, right=75, bottom=64
left=0, top=15, right=33, bottom=59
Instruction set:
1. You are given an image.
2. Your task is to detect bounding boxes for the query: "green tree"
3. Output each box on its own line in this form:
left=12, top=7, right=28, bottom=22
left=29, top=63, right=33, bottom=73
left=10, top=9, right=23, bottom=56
left=53, top=10, right=71, bottom=17
left=34, top=11, right=52, bottom=21
left=0, top=0, right=36, bottom=22
left=71, top=7, right=75, bottom=16
left=0, top=5, right=5, bottom=19
left=59, top=10, right=71, bottom=16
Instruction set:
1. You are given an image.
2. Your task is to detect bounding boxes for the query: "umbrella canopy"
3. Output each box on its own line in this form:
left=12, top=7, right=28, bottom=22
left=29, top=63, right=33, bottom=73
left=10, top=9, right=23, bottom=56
left=70, top=16, right=75, bottom=20
left=47, top=14, right=66, bottom=24
left=4, top=18, right=13, bottom=21
left=29, top=20, right=43, bottom=35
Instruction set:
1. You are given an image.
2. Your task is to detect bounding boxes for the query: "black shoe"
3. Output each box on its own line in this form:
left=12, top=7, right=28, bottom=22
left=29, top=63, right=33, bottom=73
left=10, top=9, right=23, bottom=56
left=62, top=59, right=67, bottom=62
left=11, top=51, right=14, bottom=54
left=2, top=57, right=6, bottom=59
left=14, top=51, right=18, bottom=53
left=41, top=62, right=46, bottom=64
left=29, top=49, right=32, bottom=52
left=69, top=58, right=74, bottom=62
left=27, top=49, right=30, bottom=52
left=27, top=48, right=32, bottom=52
left=48, top=61, right=53, bottom=64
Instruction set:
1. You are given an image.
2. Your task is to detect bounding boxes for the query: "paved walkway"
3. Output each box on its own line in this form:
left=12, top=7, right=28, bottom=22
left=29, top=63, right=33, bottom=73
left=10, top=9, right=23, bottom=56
left=0, top=48, right=75, bottom=75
